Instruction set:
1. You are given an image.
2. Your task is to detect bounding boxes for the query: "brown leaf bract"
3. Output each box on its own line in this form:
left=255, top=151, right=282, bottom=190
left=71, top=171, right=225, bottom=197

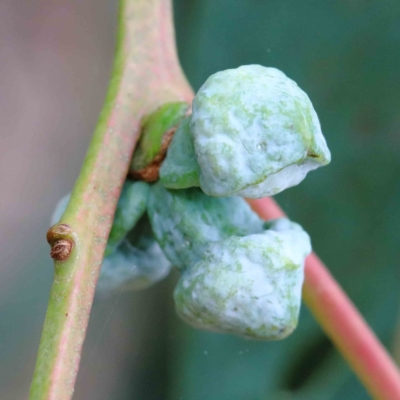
left=130, top=127, right=176, bottom=182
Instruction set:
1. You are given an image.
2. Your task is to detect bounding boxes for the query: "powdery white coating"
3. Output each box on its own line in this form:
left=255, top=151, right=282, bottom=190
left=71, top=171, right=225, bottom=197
left=174, top=218, right=311, bottom=340
left=97, top=224, right=171, bottom=294
left=97, top=216, right=171, bottom=294
left=160, top=116, right=200, bottom=189
left=237, top=160, right=321, bottom=197
left=147, top=182, right=264, bottom=270
left=191, top=65, right=331, bottom=198
left=263, top=218, right=312, bottom=262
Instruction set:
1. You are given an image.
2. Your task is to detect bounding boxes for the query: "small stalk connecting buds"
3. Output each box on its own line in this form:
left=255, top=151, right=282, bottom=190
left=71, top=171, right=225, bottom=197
left=46, top=223, right=74, bottom=262
left=129, top=101, right=189, bottom=182
left=131, top=127, right=177, bottom=182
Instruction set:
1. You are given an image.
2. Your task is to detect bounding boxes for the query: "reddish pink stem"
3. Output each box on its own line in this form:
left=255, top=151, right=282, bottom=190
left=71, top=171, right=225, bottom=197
left=247, top=197, right=400, bottom=400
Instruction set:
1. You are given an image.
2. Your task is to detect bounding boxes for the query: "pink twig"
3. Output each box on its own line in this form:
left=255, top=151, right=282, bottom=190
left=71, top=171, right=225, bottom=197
left=247, top=197, right=400, bottom=400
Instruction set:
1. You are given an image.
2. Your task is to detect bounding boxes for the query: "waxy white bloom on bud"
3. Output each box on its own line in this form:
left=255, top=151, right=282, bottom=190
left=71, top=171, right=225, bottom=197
left=190, top=65, right=331, bottom=198
left=174, top=219, right=311, bottom=340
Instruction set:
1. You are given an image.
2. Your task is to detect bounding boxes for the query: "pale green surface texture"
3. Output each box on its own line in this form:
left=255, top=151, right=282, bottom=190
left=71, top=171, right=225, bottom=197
left=147, top=182, right=264, bottom=270
left=106, top=181, right=149, bottom=255
left=174, top=218, right=311, bottom=340
left=98, top=215, right=171, bottom=293
left=191, top=64, right=331, bottom=198
left=159, top=116, right=200, bottom=188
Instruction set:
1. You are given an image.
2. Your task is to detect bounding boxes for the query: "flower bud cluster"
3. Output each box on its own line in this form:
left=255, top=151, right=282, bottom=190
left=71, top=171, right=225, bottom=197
left=51, top=65, right=330, bottom=339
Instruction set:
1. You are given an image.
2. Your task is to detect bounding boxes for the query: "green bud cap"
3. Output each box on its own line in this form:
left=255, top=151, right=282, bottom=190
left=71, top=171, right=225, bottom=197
left=174, top=218, right=312, bottom=340
left=147, top=182, right=264, bottom=270
left=191, top=65, right=331, bottom=198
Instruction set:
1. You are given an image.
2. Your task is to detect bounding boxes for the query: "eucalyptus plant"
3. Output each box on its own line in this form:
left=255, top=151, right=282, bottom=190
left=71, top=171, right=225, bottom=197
left=51, top=62, right=326, bottom=339
left=30, top=1, right=400, bottom=400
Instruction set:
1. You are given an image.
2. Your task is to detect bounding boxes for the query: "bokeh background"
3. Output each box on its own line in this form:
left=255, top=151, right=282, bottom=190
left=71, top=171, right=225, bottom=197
left=1, top=1, right=400, bottom=399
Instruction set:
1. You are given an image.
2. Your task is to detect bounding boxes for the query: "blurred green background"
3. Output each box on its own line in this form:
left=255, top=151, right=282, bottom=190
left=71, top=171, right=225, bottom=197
left=1, top=1, right=399, bottom=399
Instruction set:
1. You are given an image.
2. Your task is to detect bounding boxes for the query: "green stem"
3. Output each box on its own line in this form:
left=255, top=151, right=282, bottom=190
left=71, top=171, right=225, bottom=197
left=30, top=1, right=192, bottom=399
left=31, top=1, right=399, bottom=399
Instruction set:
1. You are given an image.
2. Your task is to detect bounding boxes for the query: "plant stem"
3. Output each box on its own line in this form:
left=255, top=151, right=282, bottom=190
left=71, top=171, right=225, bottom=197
left=31, top=0, right=400, bottom=398
left=30, top=1, right=191, bottom=399
left=247, top=197, right=400, bottom=400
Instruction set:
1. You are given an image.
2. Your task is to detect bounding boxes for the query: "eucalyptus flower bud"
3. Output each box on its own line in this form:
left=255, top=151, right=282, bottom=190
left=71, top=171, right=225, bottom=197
left=97, top=215, right=170, bottom=293
left=174, top=218, right=311, bottom=340
left=147, top=182, right=264, bottom=270
left=161, top=65, right=331, bottom=198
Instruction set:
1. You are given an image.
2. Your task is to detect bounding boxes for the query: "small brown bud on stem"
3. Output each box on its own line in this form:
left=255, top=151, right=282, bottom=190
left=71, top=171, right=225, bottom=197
left=47, top=223, right=74, bottom=262
left=50, top=240, right=73, bottom=261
